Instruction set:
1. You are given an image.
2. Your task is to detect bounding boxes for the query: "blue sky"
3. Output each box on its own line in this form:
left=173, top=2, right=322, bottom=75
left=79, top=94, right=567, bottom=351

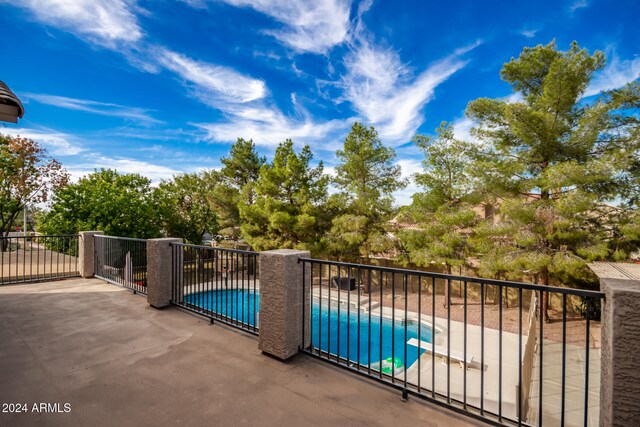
left=0, top=0, right=638, bottom=205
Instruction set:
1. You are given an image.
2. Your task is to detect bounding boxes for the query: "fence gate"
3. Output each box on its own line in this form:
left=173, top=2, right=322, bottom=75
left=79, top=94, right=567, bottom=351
left=94, top=235, right=148, bottom=294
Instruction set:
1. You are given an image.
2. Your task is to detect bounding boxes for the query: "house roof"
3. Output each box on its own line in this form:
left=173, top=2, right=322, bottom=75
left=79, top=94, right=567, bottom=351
left=0, top=80, right=24, bottom=123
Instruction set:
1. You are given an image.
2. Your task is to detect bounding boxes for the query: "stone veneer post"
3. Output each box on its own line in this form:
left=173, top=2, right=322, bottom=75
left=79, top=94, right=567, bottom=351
left=258, top=249, right=311, bottom=360
left=147, top=238, right=182, bottom=309
left=78, top=231, right=102, bottom=278
left=597, top=276, right=640, bottom=426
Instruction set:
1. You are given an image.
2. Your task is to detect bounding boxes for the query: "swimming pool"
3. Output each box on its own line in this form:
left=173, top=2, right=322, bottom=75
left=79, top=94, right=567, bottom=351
left=184, top=288, right=259, bottom=327
left=312, top=300, right=432, bottom=370
left=184, top=289, right=433, bottom=370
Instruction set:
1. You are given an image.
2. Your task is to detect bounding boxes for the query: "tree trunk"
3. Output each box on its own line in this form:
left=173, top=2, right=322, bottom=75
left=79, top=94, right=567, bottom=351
left=540, top=268, right=550, bottom=323
left=443, top=265, right=452, bottom=308
left=362, top=268, right=371, bottom=294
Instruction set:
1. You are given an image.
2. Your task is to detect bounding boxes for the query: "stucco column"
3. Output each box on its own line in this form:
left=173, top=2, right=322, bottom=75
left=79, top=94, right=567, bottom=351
left=258, top=249, right=311, bottom=360
left=598, top=277, right=640, bottom=426
left=147, top=238, right=182, bottom=309
left=78, top=231, right=102, bottom=278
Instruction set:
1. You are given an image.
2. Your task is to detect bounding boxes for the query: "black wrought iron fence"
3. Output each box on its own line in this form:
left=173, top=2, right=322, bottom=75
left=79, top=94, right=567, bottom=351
left=94, top=235, right=148, bottom=294
left=299, top=258, right=604, bottom=427
left=0, top=234, right=79, bottom=284
left=170, top=242, right=259, bottom=335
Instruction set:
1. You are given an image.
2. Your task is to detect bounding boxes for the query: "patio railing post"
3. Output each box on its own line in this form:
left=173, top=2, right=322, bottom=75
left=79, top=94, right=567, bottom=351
left=78, top=231, right=103, bottom=278
left=147, top=238, right=182, bottom=309
left=258, top=249, right=310, bottom=360
left=591, top=263, right=640, bottom=426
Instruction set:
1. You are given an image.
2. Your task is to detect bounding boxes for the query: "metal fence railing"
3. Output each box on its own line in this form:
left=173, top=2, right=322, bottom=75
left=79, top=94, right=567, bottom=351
left=94, top=235, right=148, bottom=294
left=299, top=258, right=604, bottom=427
left=170, top=242, right=259, bottom=335
left=1, top=234, right=79, bottom=285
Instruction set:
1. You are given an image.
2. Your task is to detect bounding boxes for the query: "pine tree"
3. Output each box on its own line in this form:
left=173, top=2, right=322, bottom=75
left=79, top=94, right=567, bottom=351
left=209, top=138, right=265, bottom=239
left=326, top=122, right=407, bottom=261
left=240, top=139, right=328, bottom=251
left=399, top=122, right=479, bottom=307
left=466, top=41, right=640, bottom=321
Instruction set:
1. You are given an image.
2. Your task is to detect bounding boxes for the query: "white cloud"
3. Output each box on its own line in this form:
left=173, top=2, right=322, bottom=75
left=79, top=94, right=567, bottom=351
left=520, top=28, right=540, bottom=38
left=67, top=156, right=179, bottom=183
left=1, top=0, right=142, bottom=48
left=584, top=53, right=640, bottom=97
left=339, top=40, right=473, bottom=144
left=221, top=0, right=352, bottom=54
left=198, top=105, right=352, bottom=147
left=451, top=116, right=477, bottom=143
left=105, top=127, right=197, bottom=141
left=569, top=0, right=589, bottom=13
left=0, top=127, right=84, bottom=156
left=25, top=94, right=161, bottom=124
left=156, top=48, right=267, bottom=106
left=393, top=158, right=421, bottom=207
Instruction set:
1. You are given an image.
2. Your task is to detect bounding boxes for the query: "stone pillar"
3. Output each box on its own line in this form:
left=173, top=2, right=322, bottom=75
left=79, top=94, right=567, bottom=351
left=147, top=238, right=182, bottom=309
left=598, top=277, right=640, bottom=426
left=78, top=231, right=102, bottom=278
left=258, top=249, right=310, bottom=360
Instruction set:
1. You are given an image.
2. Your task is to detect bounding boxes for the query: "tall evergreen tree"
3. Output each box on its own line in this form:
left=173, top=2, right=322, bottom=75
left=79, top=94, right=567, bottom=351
left=209, top=138, right=265, bottom=238
left=326, top=122, right=407, bottom=260
left=240, top=139, right=328, bottom=251
left=399, top=122, right=479, bottom=307
left=466, top=41, right=640, bottom=320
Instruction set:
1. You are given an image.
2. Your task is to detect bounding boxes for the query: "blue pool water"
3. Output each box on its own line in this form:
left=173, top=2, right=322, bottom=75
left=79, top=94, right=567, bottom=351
left=184, top=289, right=259, bottom=327
left=185, top=290, right=433, bottom=369
left=312, top=301, right=432, bottom=369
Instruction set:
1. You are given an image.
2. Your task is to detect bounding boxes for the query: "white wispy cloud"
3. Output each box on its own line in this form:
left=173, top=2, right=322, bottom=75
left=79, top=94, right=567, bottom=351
left=155, top=48, right=267, bottom=106
left=198, top=105, right=352, bottom=147
left=391, top=159, right=422, bottom=206
left=584, top=53, right=640, bottom=97
left=520, top=28, right=540, bottom=38
left=450, top=116, right=477, bottom=144
left=25, top=94, right=161, bottom=124
left=338, top=39, right=476, bottom=144
left=0, top=127, right=84, bottom=156
left=105, top=127, right=198, bottom=141
left=569, top=0, right=589, bottom=13
left=1, top=0, right=143, bottom=48
left=220, top=0, right=352, bottom=54
left=67, top=156, right=180, bottom=183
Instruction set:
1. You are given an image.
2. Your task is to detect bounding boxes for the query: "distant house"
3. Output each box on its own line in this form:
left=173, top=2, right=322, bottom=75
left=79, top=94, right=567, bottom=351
left=0, top=80, right=24, bottom=123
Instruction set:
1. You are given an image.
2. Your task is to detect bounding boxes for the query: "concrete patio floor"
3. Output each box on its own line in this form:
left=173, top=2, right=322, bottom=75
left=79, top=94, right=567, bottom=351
left=0, top=278, right=478, bottom=427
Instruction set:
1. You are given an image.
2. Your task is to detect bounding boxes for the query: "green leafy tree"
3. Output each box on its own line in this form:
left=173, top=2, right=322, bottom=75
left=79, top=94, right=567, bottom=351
left=1, top=134, right=68, bottom=247
left=399, top=122, right=479, bottom=306
left=154, top=171, right=219, bottom=244
left=325, top=122, right=407, bottom=260
left=240, top=139, right=328, bottom=251
left=38, top=169, right=161, bottom=239
left=209, top=138, right=265, bottom=238
left=466, top=41, right=640, bottom=320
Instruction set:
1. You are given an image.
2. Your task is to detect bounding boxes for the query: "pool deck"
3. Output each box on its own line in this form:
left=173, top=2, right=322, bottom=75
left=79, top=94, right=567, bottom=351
left=0, top=278, right=477, bottom=427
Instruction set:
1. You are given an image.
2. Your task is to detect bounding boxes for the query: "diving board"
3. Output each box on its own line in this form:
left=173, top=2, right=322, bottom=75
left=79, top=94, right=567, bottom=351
left=407, top=338, right=474, bottom=369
